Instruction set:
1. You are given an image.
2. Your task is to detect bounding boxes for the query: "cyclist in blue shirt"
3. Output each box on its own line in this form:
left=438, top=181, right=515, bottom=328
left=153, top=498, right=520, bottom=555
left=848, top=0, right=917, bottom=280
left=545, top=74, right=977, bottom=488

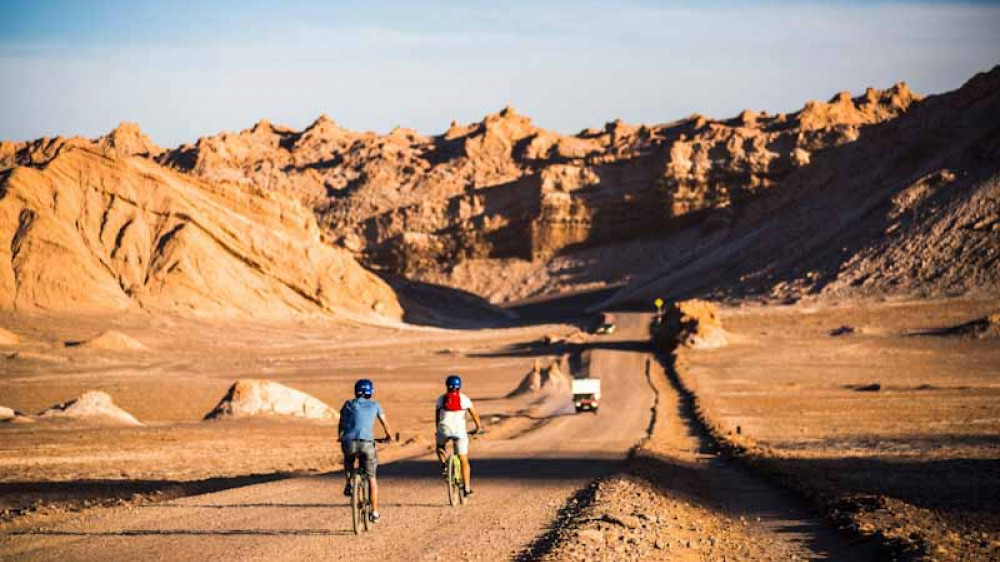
left=339, top=378, right=394, bottom=522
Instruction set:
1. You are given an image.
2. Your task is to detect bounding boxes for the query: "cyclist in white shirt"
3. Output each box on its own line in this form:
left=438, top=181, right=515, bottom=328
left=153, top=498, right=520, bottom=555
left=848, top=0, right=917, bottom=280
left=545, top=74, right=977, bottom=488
left=435, top=374, right=482, bottom=497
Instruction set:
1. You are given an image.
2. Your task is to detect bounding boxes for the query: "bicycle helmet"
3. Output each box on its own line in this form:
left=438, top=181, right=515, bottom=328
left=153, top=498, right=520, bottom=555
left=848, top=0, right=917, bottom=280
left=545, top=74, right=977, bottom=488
left=354, top=378, right=374, bottom=398
left=445, top=374, right=462, bottom=390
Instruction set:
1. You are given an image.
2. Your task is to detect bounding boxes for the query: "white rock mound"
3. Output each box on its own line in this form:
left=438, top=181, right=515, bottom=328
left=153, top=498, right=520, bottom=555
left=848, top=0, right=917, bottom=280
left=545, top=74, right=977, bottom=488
left=66, top=330, right=147, bottom=351
left=35, top=391, right=143, bottom=426
left=0, top=406, right=16, bottom=421
left=204, top=379, right=338, bottom=421
left=0, top=327, right=19, bottom=346
left=509, top=358, right=573, bottom=397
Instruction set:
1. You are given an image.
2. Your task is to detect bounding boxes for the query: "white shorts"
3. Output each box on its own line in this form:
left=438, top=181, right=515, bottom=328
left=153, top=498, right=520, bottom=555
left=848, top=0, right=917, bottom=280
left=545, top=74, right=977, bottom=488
left=436, top=433, right=469, bottom=455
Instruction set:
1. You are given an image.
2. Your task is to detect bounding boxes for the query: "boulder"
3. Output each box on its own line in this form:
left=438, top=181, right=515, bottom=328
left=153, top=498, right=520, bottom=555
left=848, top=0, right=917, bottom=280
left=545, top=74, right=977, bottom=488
left=654, top=299, right=728, bottom=350
left=66, top=330, right=147, bottom=351
left=36, top=391, right=142, bottom=426
left=508, top=359, right=573, bottom=397
left=204, top=379, right=338, bottom=421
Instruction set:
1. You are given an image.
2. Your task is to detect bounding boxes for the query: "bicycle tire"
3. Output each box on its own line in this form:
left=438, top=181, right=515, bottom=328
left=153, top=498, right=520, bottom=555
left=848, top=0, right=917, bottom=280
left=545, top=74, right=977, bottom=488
left=447, top=455, right=459, bottom=506
left=351, top=472, right=362, bottom=535
left=361, top=476, right=371, bottom=532
left=457, top=455, right=467, bottom=506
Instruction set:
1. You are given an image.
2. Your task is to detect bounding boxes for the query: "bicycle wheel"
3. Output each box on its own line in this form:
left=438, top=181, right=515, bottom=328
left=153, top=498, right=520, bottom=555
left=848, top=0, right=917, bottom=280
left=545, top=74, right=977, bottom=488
left=446, top=455, right=459, bottom=506
left=457, top=456, right=467, bottom=505
left=351, top=472, right=362, bottom=535
left=361, top=476, right=371, bottom=532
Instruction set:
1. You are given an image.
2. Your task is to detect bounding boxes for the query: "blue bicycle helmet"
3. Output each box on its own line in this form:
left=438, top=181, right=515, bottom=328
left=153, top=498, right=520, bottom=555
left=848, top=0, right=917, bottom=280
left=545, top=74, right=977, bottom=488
left=354, top=378, right=374, bottom=398
left=445, top=374, right=461, bottom=390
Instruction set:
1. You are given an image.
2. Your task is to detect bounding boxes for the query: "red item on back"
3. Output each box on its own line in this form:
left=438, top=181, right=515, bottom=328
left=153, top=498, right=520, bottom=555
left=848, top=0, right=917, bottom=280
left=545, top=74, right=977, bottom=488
left=443, top=390, right=463, bottom=411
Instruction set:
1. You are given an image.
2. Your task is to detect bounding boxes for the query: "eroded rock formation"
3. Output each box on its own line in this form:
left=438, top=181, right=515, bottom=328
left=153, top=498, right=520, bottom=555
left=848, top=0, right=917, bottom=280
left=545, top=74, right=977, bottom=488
left=35, top=391, right=143, bottom=426
left=0, top=139, right=403, bottom=320
left=610, top=66, right=1000, bottom=305
left=204, top=379, right=338, bottom=421
left=151, top=86, right=917, bottom=283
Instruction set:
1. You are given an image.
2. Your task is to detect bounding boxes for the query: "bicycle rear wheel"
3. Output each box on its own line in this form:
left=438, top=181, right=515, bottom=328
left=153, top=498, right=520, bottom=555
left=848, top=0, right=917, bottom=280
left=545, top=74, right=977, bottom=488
left=361, top=476, right=371, bottom=532
left=446, top=455, right=460, bottom=506
left=351, top=472, right=362, bottom=535
left=457, top=456, right=468, bottom=506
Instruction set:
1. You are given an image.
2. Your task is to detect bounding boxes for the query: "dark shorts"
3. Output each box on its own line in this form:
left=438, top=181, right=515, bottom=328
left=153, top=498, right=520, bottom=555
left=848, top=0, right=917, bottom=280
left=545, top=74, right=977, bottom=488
left=341, top=440, right=377, bottom=476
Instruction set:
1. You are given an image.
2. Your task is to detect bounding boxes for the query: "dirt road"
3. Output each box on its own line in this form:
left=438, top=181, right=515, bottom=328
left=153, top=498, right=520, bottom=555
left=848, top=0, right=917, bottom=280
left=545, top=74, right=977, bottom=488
left=0, top=314, right=870, bottom=561
left=0, top=315, right=650, bottom=561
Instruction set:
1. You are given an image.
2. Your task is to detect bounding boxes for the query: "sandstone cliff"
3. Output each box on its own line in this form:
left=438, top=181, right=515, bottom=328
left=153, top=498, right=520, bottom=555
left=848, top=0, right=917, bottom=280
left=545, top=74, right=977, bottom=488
left=153, top=86, right=917, bottom=292
left=0, top=139, right=403, bottom=320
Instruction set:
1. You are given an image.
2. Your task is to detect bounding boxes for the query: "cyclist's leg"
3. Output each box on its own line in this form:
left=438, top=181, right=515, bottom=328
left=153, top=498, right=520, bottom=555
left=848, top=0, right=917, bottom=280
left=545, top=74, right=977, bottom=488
left=435, top=434, right=449, bottom=471
left=341, top=442, right=356, bottom=495
left=455, top=434, right=472, bottom=492
left=361, top=441, right=379, bottom=515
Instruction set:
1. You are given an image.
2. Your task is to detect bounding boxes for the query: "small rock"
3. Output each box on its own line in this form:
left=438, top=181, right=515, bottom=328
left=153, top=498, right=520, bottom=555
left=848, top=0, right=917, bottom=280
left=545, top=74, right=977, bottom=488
left=577, top=528, right=605, bottom=547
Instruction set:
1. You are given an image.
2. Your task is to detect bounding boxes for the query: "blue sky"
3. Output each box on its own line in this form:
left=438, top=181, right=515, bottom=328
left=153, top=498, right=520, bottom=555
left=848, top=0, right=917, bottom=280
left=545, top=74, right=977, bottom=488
left=1, top=0, right=998, bottom=146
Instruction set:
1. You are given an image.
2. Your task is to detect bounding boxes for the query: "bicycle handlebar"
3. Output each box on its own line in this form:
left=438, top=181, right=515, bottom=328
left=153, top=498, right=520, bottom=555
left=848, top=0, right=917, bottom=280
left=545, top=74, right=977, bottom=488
left=376, top=431, right=402, bottom=444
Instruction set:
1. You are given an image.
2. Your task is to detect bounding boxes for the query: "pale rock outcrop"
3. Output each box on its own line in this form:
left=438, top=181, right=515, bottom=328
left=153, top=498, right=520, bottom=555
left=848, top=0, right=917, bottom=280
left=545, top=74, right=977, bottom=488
left=35, top=391, right=143, bottom=426
left=509, top=359, right=573, bottom=397
left=654, top=300, right=728, bottom=350
left=0, top=327, right=20, bottom=346
left=66, top=330, right=147, bottom=351
left=204, top=379, right=338, bottom=421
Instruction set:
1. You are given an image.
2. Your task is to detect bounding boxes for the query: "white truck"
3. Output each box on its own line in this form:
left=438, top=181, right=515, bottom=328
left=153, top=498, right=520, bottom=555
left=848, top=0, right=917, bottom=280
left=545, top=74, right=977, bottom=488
left=572, top=378, right=601, bottom=414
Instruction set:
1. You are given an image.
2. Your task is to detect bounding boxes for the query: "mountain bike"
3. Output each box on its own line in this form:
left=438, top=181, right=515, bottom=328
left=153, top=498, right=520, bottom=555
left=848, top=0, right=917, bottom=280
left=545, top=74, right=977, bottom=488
left=349, top=466, right=372, bottom=534
left=442, top=430, right=482, bottom=507
left=348, top=436, right=393, bottom=535
left=444, top=445, right=466, bottom=507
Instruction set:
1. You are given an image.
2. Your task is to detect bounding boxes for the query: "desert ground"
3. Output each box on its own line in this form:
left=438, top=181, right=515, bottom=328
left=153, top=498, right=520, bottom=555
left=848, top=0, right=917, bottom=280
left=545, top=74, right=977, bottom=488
left=3, top=298, right=996, bottom=561
left=0, top=311, right=884, bottom=561
left=671, top=297, right=1000, bottom=560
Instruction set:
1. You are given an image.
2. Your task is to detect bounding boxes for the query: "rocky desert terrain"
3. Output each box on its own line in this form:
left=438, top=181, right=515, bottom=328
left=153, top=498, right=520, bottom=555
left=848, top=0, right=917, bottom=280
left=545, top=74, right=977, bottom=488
left=0, top=64, right=997, bottom=561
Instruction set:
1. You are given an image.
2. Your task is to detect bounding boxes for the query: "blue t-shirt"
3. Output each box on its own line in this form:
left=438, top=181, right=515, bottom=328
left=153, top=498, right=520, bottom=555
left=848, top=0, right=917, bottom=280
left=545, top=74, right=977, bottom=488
left=339, top=398, right=384, bottom=441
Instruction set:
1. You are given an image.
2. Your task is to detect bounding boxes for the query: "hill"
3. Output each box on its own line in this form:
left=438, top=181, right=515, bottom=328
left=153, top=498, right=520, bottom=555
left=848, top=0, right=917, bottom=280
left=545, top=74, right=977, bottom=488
left=153, top=83, right=918, bottom=302
left=607, top=65, right=1000, bottom=306
left=0, top=138, right=402, bottom=320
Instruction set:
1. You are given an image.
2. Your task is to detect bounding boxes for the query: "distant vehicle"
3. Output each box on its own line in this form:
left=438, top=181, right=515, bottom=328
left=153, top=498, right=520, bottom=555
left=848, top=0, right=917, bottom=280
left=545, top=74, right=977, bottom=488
left=572, top=378, right=601, bottom=413
left=594, top=323, right=616, bottom=335
left=589, top=312, right=616, bottom=335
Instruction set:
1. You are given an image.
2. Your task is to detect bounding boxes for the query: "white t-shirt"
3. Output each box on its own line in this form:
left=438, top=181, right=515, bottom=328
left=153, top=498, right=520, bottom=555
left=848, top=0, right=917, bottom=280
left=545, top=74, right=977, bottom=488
left=436, top=392, right=473, bottom=437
